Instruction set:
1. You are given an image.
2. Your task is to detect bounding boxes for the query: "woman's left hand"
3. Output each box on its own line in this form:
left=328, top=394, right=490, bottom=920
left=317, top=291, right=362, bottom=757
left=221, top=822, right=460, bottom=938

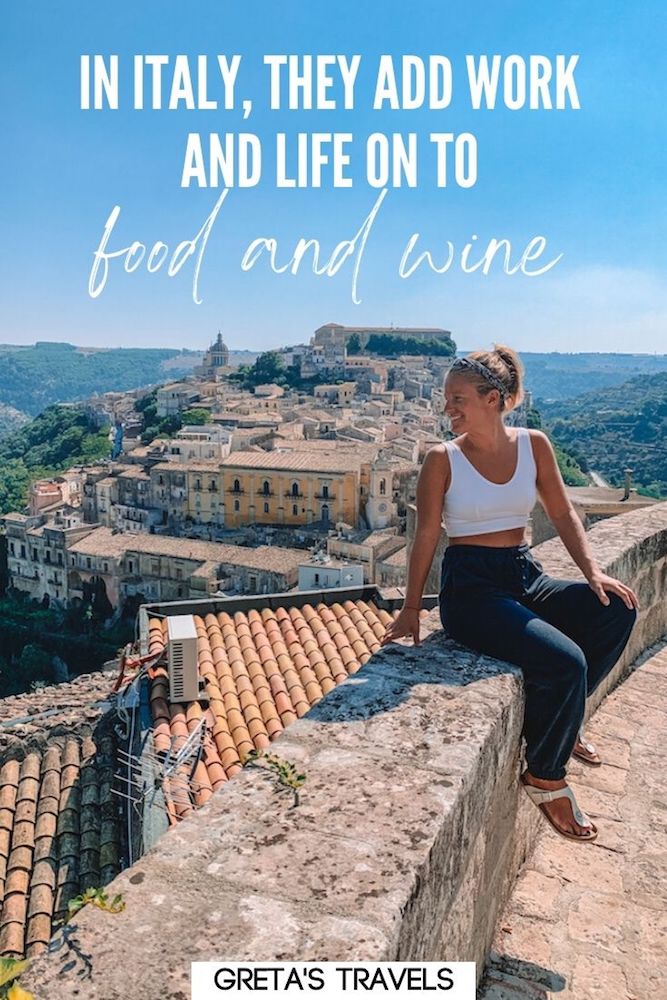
left=588, top=572, right=639, bottom=610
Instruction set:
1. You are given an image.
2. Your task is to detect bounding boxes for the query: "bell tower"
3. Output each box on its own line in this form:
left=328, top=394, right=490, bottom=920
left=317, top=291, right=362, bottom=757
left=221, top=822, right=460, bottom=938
left=365, top=456, right=397, bottom=529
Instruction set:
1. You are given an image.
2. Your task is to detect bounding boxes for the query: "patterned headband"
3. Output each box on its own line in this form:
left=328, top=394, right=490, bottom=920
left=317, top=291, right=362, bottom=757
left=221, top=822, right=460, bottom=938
left=449, top=357, right=509, bottom=399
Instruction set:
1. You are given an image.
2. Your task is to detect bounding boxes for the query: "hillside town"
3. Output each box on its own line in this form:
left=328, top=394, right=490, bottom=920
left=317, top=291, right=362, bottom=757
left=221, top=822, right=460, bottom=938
left=1, top=323, right=539, bottom=613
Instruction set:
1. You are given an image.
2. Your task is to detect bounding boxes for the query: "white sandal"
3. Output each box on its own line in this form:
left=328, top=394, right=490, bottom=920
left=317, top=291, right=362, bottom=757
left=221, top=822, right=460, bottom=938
left=521, top=777, right=598, bottom=842
left=572, top=728, right=602, bottom=766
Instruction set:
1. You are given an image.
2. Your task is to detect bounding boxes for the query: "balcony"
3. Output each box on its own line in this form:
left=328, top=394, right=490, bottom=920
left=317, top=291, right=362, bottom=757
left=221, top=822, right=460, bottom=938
left=284, top=491, right=305, bottom=499
left=314, top=492, right=336, bottom=501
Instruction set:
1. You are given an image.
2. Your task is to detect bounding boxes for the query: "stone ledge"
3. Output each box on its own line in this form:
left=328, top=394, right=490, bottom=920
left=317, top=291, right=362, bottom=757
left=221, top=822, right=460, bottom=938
left=23, top=503, right=667, bottom=1000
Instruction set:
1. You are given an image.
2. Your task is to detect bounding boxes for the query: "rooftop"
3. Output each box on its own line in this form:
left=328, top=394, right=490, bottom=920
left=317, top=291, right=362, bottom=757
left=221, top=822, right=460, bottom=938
left=68, top=527, right=307, bottom=573
left=144, top=597, right=402, bottom=823
left=0, top=670, right=121, bottom=958
left=221, top=450, right=370, bottom=473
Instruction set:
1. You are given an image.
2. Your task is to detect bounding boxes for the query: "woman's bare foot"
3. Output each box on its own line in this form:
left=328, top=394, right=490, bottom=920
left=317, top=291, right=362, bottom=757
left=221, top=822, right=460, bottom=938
left=522, top=771, right=597, bottom=838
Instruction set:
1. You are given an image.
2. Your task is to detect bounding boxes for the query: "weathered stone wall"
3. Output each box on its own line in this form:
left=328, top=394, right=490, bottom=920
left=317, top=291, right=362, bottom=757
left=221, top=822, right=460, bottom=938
left=23, top=504, right=667, bottom=1000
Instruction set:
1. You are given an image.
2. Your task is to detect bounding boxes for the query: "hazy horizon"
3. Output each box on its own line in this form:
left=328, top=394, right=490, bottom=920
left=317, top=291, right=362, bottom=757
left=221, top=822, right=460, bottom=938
left=2, top=338, right=667, bottom=358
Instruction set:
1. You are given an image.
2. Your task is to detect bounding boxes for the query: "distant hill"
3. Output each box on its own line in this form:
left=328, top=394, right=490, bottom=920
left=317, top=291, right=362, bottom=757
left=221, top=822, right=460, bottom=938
left=540, top=371, right=667, bottom=498
left=521, top=352, right=667, bottom=402
left=0, top=342, right=261, bottom=439
left=0, top=342, right=203, bottom=422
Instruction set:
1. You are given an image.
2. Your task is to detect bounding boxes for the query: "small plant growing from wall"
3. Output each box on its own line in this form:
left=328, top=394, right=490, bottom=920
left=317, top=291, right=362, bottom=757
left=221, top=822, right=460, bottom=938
left=66, top=887, right=126, bottom=921
left=0, top=957, right=35, bottom=999
left=243, top=749, right=307, bottom=807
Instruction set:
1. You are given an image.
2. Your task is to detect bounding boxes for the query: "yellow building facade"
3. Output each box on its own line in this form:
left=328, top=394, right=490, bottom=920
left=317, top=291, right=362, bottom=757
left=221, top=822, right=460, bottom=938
left=184, top=452, right=363, bottom=528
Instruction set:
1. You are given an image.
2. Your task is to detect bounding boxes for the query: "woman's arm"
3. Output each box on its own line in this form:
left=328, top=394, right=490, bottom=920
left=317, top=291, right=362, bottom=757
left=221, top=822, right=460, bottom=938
left=531, top=431, right=638, bottom=609
left=381, top=446, right=448, bottom=645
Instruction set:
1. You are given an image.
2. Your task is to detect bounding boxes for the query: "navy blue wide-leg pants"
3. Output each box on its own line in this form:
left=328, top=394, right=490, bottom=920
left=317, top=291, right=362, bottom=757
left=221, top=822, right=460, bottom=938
left=439, top=543, right=637, bottom=780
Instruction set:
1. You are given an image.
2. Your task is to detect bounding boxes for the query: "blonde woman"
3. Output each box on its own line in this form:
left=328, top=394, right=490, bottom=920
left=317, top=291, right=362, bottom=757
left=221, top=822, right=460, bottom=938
left=382, top=346, right=638, bottom=842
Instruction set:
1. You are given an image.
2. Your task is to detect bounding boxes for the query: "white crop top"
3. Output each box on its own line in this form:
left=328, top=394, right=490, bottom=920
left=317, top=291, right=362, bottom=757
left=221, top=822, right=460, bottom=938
left=443, top=427, right=537, bottom=537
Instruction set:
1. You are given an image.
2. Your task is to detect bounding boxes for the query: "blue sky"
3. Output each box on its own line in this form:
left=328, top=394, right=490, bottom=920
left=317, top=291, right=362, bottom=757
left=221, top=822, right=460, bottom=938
left=2, top=1, right=666, bottom=353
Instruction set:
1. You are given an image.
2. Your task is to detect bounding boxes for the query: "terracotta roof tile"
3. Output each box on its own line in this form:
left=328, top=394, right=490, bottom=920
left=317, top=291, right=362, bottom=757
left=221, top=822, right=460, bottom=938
left=0, top=730, right=121, bottom=958
left=147, top=597, right=399, bottom=821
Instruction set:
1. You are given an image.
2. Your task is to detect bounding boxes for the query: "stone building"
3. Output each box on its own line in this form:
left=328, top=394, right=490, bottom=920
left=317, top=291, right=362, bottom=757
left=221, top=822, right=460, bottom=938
left=3, top=510, right=95, bottom=604
left=29, top=473, right=82, bottom=517
left=327, top=527, right=405, bottom=584
left=313, top=382, right=357, bottom=405
left=66, top=527, right=304, bottom=607
left=219, top=449, right=366, bottom=528
left=149, top=464, right=188, bottom=528
left=195, top=331, right=230, bottom=378
left=112, top=466, right=162, bottom=534
left=316, top=322, right=452, bottom=352
left=166, top=425, right=231, bottom=463
left=156, top=383, right=201, bottom=418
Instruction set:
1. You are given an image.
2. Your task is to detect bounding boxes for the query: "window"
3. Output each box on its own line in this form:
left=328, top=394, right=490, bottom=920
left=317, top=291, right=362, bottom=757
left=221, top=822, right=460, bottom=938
left=322, top=484, right=329, bottom=499
left=262, top=480, right=270, bottom=495
left=314, top=573, right=320, bottom=584
left=210, top=480, right=217, bottom=491
left=175, top=568, right=183, bottom=580
left=234, top=500, right=240, bottom=512
left=264, top=502, right=269, bottom=514
left=86, top=557, right=92, bottom=569
left=128, top=559, right=134, bottom=573
left=20, top=545, right=26, bottom=559
left=321, top=504, right=329, bottom=523
left=292, top=504, right=298, bottom=516
left=9, top=542, right=14, bottom=555
left=233, top=478, right=241, bottom=493
left=45, top=551, right=51, bottom=563
left=380, top=478, right=386, bottom=496
left=151, top=560, right=159, bottom=574
left=32, top=548, right=38, bottom=561
left=158, top=475, right=164, bottom=485
left=57, top=552, right=63, bottom=565
left=195, top=479, right=202, bottom=491
left=103, top=562, right=109, bottom=573
left=291, top=482, right=299, bottom=496
left=249, top=575, right=257, bottom=591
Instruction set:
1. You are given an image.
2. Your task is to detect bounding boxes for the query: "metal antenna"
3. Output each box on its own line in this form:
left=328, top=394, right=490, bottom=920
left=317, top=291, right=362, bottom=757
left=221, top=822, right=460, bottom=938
left=112, top=716, right=208, bottom=820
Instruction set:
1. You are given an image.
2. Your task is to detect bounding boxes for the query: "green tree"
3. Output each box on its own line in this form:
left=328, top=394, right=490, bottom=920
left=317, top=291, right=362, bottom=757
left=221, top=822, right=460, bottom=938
left=347, top=333, right=361, bottom=353
left=181, top=408, right=211, bottom=425
left=252, top=351, right=286, bottom=385
left=0, top=459, right=31, bottom=514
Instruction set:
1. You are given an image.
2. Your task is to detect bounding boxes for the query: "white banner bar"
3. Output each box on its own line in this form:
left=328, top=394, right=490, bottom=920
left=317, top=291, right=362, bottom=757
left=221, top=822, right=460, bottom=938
left=191, top=962, right=476, bottom=1000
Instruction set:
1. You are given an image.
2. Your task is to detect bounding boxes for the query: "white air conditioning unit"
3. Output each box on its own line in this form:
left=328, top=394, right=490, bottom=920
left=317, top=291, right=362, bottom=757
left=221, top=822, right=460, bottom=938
left=166, top=615, right=200, bottom=704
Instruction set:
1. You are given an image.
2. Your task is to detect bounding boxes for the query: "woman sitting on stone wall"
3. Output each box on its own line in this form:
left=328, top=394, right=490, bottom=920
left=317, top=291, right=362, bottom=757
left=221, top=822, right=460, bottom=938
left=381, top=345, right=638, bottom=842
